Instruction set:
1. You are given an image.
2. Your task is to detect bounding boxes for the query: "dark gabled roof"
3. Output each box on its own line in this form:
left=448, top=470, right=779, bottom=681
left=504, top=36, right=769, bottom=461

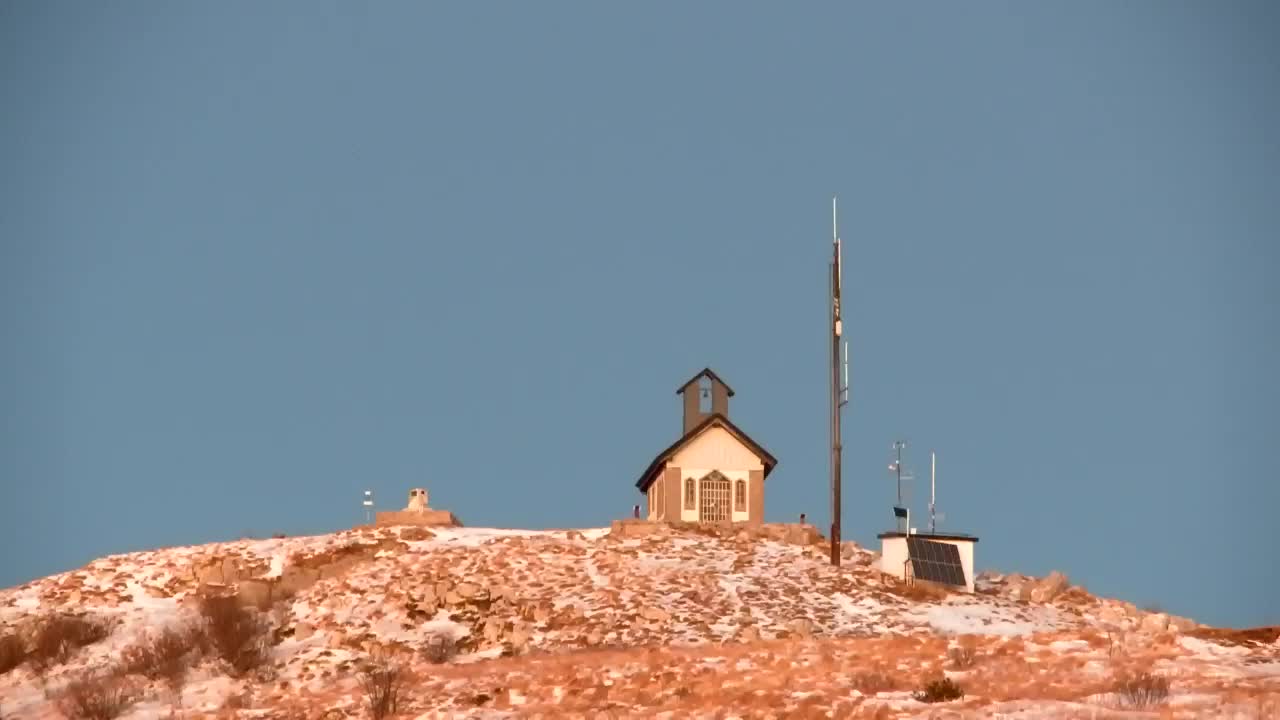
left=675, top=368, right=735, bottom=397
left=635, top=413, right=777, bottom=492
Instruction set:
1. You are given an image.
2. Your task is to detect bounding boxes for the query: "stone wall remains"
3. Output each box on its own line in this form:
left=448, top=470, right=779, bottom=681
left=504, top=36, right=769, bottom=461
left=374, top=509, right=462, bottom=527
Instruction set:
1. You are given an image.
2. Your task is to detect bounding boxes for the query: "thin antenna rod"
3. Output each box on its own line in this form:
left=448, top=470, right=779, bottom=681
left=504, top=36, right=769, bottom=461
left=893, top=440, right=906, bottom=507
left=930, top=451, right=936, bottom=533
left=834, top=197, right=842, bottom=290
left=841, top=340, right=849, bottom=405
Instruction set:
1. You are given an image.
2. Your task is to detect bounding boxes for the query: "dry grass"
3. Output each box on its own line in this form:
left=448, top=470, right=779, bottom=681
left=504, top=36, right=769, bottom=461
left=358, top=662, right=404, bottom=719
left=1188, top=625, right=1280, bottom=648
left=0, top=631, right=25, bottom=675
left=886, top=580, right=951, bottom=603
left=220, top=687, right=253, bottom=711
left=1077, top=628, right=1109, bottom=647
left=989, top=636, right=1027, bottom=658
left=199, top=628, right=1262, bottom=716
left=57, top=670, right=139, bottom=720
left=850, top=668, right=897, bottom=694
left=27, top=613, right=111, bottom=676
left=846, top=706, right=893, bottom=720
left=198, top=595, right=272, bottom=677
left=1113, top=670, right=1170, bottom=709
left=961, top=648, right=1115, bottom=705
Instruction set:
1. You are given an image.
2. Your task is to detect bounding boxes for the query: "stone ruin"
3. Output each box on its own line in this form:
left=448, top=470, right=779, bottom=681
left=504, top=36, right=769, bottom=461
left=373, top=487, right=462, bottom=528
left=406, top=487, right=430, bottom=511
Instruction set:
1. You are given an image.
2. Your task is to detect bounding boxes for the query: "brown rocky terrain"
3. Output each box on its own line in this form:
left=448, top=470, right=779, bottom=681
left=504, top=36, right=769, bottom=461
left=0, top=523, right=1275, bottom=718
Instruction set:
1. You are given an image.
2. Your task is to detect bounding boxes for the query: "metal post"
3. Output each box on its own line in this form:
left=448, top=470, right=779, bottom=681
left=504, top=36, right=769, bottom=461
left=831, top=259, right=842, bottom=566
left=829, top=197, right=843, bottom=567
left=829, top=260, right=837, bottom=565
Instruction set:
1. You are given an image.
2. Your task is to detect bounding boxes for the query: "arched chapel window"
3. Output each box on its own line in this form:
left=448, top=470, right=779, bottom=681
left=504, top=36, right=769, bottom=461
left=734, top=479, right=746, bottom=511
left=684, top=477, right=696, bottom=510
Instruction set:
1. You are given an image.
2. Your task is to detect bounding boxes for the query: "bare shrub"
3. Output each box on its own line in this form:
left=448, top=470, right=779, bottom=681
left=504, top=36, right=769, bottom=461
left=0, top=631, right=26, bottom=675
left=1105, top=629, right=1125, bottom=658
left=198, top=595, right=271, bottom=677
left=948, top=645, right=978, bottom=669
left=1114, top=671, right=1170, bottom=709
left=423, top=633, right=457, bottom=664
left=28, top=614, right=111, bottom=675
left=58, top=670, right=138, bottom=720
left=851, top=668, right=896, bottom=694
left=913, top=676, right=964, bottom=704
left=119, top=624, right=200, bottom=700
left=359, top=662, right=404, bottom=719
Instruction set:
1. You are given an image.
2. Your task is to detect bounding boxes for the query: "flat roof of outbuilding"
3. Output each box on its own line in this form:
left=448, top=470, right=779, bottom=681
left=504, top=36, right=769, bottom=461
left=877, top=531, right=979, bottom=542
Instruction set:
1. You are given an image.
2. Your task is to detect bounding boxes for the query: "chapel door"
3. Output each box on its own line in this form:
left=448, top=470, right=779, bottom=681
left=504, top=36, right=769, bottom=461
left=699, top=472, right=731, bottom=522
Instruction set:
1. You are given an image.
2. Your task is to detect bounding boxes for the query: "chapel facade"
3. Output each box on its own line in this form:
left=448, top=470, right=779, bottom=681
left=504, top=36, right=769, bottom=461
left=635, top=369, right=777, bottom=525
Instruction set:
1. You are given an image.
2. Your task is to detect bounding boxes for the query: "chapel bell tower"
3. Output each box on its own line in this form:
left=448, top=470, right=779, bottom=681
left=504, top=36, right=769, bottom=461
left=676, top=368, right=734, bottom=434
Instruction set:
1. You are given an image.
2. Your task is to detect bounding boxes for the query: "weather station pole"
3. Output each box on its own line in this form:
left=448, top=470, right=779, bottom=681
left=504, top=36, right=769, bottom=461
left=830, top=197, right=849, bottom=567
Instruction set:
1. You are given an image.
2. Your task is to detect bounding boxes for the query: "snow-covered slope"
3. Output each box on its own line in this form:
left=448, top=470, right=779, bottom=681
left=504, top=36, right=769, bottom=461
left=1, top=523, right=1276, bottom=718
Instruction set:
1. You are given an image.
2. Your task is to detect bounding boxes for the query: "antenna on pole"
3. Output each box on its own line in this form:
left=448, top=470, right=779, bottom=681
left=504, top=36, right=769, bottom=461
left=362, top=490, right=374, bottom=525
left=891, top=440, right=908, bottom=506
left=930, top=451, right=936, bottom=533
left=834, top=196, right=843, bottom=292
left=841, top=340, right=849, bottom=407
left=889, top=440, right=913, bottom=532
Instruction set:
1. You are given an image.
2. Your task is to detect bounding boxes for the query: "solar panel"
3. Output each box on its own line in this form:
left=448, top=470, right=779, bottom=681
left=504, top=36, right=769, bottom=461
left=906, top=537, right=967, bottom=587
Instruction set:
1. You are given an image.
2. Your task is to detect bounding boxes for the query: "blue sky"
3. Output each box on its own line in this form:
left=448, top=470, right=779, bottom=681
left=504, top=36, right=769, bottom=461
left=2, top=2, right=1277, bottom=628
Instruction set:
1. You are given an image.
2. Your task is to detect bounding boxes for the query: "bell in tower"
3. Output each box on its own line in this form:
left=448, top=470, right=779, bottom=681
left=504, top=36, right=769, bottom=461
left=675, top=368, right=734, bottom=434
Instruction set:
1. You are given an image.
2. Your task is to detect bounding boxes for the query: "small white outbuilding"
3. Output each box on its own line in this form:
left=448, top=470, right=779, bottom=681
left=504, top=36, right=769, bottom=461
left=878, top=531, right=979, bottom=593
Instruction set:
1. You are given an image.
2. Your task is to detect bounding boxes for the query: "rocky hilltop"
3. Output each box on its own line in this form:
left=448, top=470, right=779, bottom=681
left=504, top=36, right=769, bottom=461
left=0, top=523, right=1276, bottom=719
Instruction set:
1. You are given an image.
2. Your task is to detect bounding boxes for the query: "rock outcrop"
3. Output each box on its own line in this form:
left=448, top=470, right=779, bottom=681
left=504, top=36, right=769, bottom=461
left=1030, top=571, right=1070, bottom=603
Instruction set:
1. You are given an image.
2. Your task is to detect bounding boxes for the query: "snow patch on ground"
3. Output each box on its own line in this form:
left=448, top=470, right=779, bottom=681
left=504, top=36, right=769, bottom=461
left=1179, top=635, right=1250, bottom=658
left=1048, top=639, right=1090, bottom=651
left=909, top=598, right=1064, bottom=636
left=264, top=550, right=286, bottom=579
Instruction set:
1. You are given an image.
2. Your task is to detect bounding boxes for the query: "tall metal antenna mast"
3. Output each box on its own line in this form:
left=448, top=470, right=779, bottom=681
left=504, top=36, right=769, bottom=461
left=829, top=196, right=849, bottom=567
